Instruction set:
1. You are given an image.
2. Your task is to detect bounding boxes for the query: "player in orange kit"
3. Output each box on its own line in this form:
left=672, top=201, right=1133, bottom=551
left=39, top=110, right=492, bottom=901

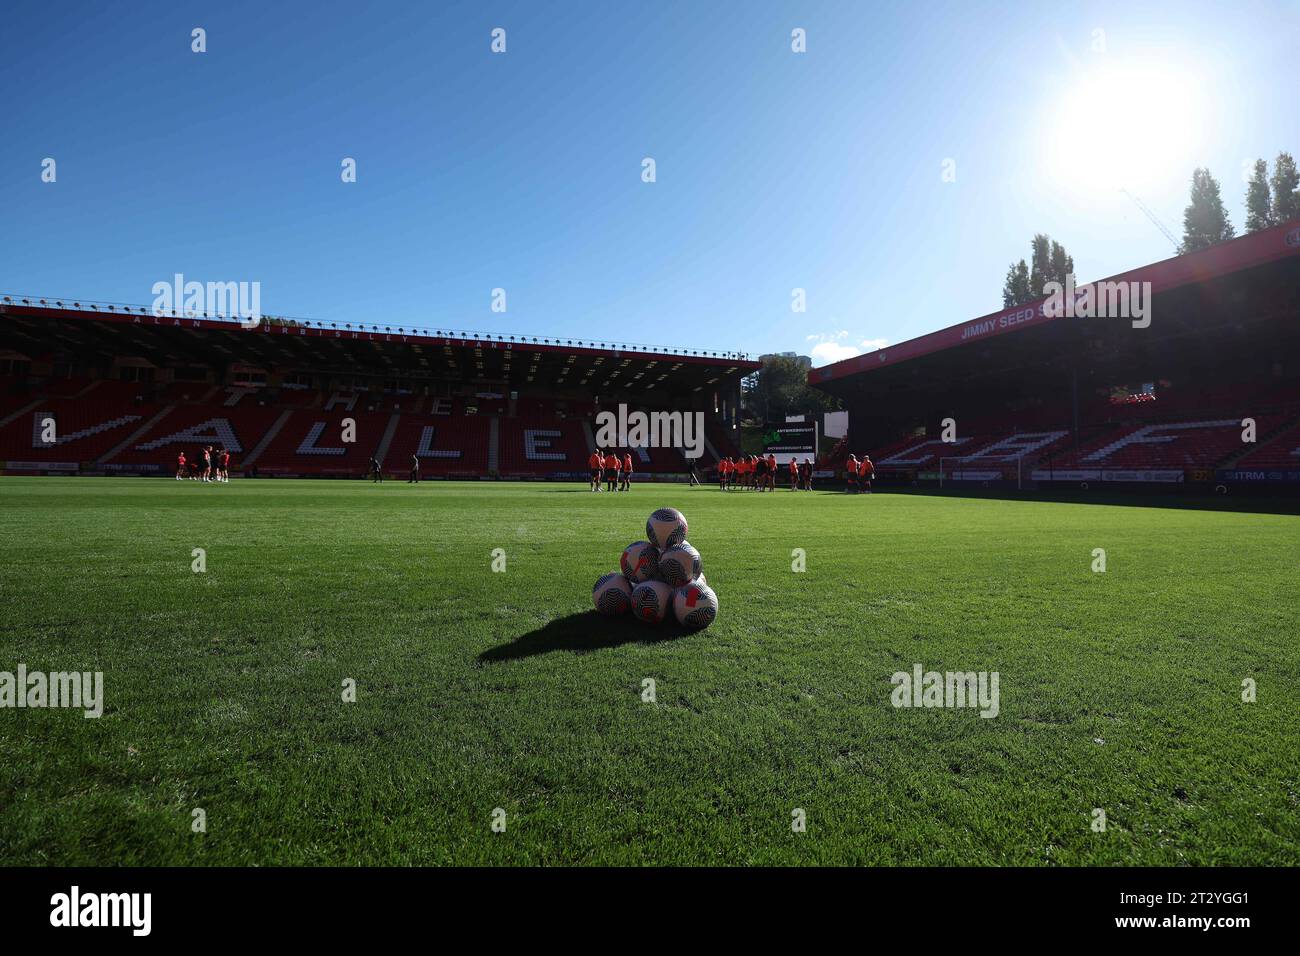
left=604, top=450, right=620, bottom=492
left=859, top=454, right=875, bottom=494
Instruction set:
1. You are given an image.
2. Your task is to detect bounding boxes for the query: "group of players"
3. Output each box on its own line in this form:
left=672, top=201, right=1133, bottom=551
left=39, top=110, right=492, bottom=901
left=588, top=449, right=666, bottom=491
left=174, top=446, right=231, bottom=482
left=715, top=452, right=875, bottom=492
left=582, top=448, right=877, bottom=493
left=361, top=447, right=876, bottom=491
left=844, top=453, right=875, bottom=493
left=717, top=454, right=813, bottom=491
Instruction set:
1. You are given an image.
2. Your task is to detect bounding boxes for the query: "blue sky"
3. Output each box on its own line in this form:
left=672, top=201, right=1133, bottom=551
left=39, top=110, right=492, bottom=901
left=3, top=0, right=1297, bottom=364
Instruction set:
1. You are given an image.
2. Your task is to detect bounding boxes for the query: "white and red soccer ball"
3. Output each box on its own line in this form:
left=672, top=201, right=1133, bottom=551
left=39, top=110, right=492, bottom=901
left=658, top=542, right=701, bottom=588
left=646, top=507, right=688, bottom=550
left=672, top=581, right=718, bottom=630
left=596, top=509, right=717, bottom=629
left=620, top=541, right=660, bottom=584
left=631, top=580, right=673, bottom=624
left=592, top=572, right=633, bottom=616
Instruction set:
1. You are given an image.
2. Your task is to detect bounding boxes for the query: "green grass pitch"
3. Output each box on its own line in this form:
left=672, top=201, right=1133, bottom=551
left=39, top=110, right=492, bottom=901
left=0, top=476, right=1297, bottom=865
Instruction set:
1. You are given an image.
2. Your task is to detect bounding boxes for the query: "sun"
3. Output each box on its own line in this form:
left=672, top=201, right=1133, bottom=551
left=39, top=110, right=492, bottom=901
left=1043, top=62, right=1207, bottom=195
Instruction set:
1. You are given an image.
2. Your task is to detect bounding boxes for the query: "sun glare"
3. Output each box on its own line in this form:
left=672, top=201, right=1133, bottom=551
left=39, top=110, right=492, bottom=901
left=1044, top=63, right=1206, bottom=195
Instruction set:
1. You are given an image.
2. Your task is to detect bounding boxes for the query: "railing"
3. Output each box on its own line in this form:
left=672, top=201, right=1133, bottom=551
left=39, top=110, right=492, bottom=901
left=0, top=293, right=754, bottom=362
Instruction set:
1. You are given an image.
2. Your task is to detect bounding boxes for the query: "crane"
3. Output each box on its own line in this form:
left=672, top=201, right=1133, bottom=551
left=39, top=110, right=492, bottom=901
left=1120, top=188, right=1179, bottom=252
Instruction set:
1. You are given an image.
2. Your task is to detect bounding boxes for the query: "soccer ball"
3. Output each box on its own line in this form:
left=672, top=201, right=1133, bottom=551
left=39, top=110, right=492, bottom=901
left=631, top=580, right=673, bottom=624
left=658, top=542, right=701, bottom=587
left=620, top=541, right=660, bottom=584
left=592, top=572, right=632, bottom=616
left=672, top=581, right=718, bottom=630
left=646, top=507, right=688, bottom=550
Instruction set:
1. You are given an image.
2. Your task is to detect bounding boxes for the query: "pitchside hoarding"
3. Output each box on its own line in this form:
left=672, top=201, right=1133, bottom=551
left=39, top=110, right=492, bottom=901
left=922, top=468, right=1193, bottom=483
left=1216, top=468, right=1300, bottom=484
left=1031, top=469, right=1185, bottom=483
left=6, top=461, right=78, bottom=472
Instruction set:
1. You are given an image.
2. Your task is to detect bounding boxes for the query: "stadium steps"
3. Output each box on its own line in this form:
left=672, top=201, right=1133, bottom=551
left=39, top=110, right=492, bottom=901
left=702, top=434, right=720, bottom=465
left=1220, top=415, right=1300, bottom=468
left=580, top=418, right=596, bottom=454
left=72, top=380, right=104, bottom=399
left=98, top=404, right=174, bottom=464
left=243, top=409, right=294, bottom=466
left=0, top=398, right=43, bottom=430
left=487, top=417, right=500, bottom=473
left=374, top=412, right=401, bottom=464
left=1077, top=419, right=1238, bottom=464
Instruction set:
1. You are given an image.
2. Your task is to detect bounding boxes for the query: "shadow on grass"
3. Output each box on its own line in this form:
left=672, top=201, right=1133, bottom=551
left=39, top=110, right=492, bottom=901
left=877, top=485, right=1300, bottom=515
left=478, top=611, right=688, bottom=662
left=534, top=487, right=675, bottom=494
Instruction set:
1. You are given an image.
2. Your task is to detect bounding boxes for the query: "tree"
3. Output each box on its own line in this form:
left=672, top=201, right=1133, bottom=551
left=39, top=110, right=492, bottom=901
left=1004, top=234, right=1074, bottom=306
left=1049, top=240, right=1074, bottom=289
left=742, top=353, right=839, bottom=424
left=1271, top=152, right=1300, bottom=224
left=1002, top=259, right=1031, bottom=307
left=1029, top=233, right=1051, bottom=298
left=1179, top=168, right=1235, bottom=254
left=1245, top=159, right=1273, bottom=232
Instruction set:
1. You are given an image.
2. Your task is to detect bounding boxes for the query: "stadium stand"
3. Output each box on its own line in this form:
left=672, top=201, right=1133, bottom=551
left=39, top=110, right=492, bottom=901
left=855, top=411, right=1300, bottom=483
left=705, top=422, right=743, bottom=461
left=812, top=218, right=1300, bottom=492
left=497, top=416, right=590, bottom=477
left=0, top=301, right=755, bottom=479
left=1044, top=417, right=1288, bottom=470
left=381, top=412, right=492, bottom=477
left=102, top=403, right=287, bottom=471
left=1231, top=422, right=1300, bottom=470
left=0, top=392, right=157, bottom=463
left=246, top=409, right=394, bottom=476
left=6, top=220, right=1296, bottom=489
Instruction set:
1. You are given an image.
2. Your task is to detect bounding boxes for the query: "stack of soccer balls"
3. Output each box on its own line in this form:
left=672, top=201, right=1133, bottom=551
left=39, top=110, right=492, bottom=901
left=592, top=507, right=719, bottom=630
